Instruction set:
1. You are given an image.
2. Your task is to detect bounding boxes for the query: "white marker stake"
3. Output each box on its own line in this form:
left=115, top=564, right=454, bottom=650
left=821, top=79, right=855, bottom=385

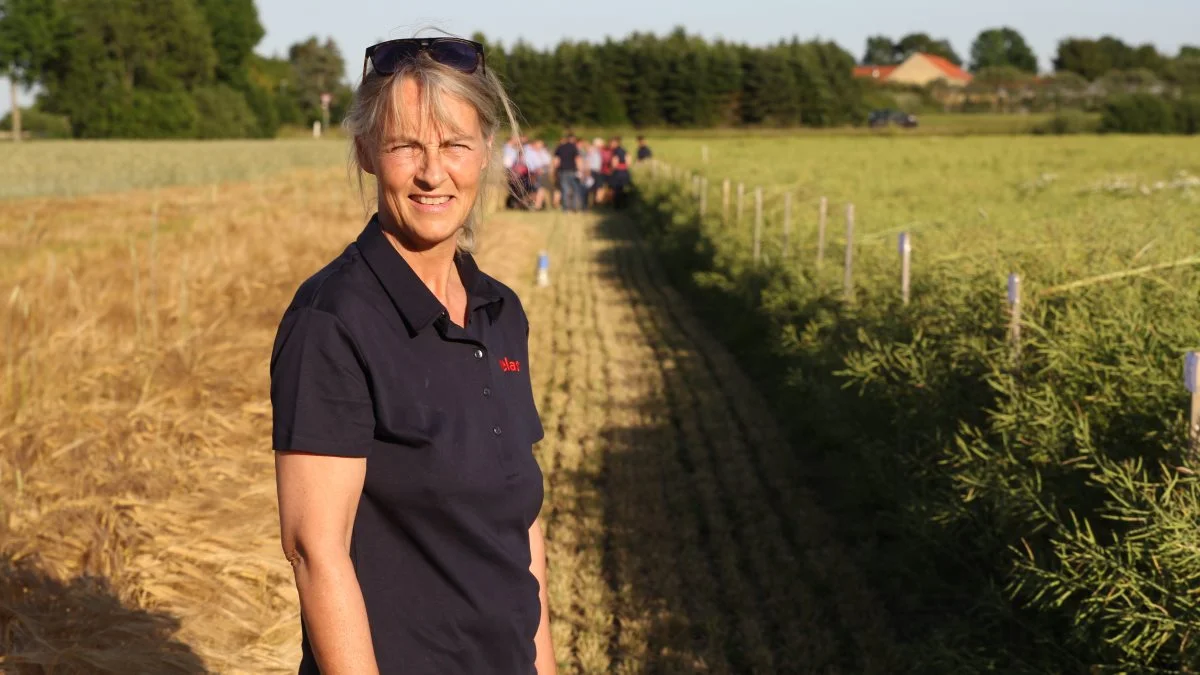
left=753, top=187, right=763, bottom=264
left=737, top=183, right=745, bottom=228
left=1186, top=351, right=1200, bottom=445
left=1008, top=273, right=1022, bottom=358
left=899, top=232, right=912, bottom=305
left=817, top=196, right=828, bottom=270
left=722, top=179, right=731, bottom=224
left=699, top=177, right=708, bottom=217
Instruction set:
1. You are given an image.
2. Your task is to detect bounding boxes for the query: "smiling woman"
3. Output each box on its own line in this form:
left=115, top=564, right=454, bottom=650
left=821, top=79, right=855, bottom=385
left=270, top=33, right=556, bottom=675
left=343, top=36, right=518, bottom=253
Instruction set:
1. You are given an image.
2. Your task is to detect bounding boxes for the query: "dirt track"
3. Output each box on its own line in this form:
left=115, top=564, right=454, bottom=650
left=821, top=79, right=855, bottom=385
left=515, top=210, right=895, bottom=674
left=0, top=177, right=894, bottom=673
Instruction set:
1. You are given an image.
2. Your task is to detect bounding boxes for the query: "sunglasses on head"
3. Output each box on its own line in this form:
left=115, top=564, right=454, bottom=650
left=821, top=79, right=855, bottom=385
left=362, top=38, right=485, bottom=80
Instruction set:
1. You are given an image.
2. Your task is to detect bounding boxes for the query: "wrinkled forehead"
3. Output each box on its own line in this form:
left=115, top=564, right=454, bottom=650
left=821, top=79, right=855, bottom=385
left=377, top=75, right=482, bottom=144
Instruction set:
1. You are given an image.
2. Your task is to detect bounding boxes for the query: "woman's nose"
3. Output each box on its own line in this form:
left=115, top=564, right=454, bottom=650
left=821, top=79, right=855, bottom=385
left=415, top=148, right=448, bottom=187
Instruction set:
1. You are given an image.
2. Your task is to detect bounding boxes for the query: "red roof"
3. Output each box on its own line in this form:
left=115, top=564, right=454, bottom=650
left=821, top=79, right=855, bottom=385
left=920, top=53, right=972, bottom=82
left=852, top=65, right=897, bottom=80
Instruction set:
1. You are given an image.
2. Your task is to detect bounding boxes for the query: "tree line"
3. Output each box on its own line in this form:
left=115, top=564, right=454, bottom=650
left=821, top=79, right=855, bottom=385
left=482, top=28, right=865, bottom=129
left=2, top=0, right=1198, bottom=138
left=0, top=0, right=352, bottom=139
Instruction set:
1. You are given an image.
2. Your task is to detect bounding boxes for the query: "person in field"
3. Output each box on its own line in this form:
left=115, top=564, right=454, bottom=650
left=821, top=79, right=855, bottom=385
left=270, top=34, right=555, bottom=675
left=608, top=136, right=631, bottom=209
left=526, top=139, right=552, bottom=210
left=586, top=137, right=605, bottom=207
left=552, top=132, right=583, bottom=212
left=636, top=135, right=652, bottom=162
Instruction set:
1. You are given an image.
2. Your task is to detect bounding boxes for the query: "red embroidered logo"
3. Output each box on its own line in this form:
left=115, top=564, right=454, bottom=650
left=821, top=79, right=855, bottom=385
left=499, top=357, right=521, bottom=373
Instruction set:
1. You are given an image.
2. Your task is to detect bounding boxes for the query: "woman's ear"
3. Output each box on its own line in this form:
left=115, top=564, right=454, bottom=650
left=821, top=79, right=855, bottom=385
left=355, top=138, right=377, bottom=176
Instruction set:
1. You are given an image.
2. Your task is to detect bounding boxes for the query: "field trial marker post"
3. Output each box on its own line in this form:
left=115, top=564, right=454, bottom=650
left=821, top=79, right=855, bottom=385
left=782, top=193, right=792, bottom=260
left=1008, top=273, right=1022, bottom=360
left=1186, top=352, right=1200, bottom=451
left=722, top=179, right=731, bottom=224
left=737, top=183, right=745, bottom=228
left=817, top=196, right=828, bottom=270
left=899, top=232, right=912, bottom=305
left=753, top=187, right=763, bottom=264
left=699, top=177, right=708, bottom=217
left=843, top=204, right=855, bottom=302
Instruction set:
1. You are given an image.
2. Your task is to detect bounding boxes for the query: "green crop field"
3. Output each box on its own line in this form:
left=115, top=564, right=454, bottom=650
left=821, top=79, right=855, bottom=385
left=631, top=134, right=1200, bottom=670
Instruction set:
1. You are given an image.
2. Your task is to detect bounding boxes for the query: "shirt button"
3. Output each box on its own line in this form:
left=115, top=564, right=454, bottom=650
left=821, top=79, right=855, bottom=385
left=473, top=348, right=484, bottom=360
left=492, top=425, right=503, bottom=436
left=482, top=387, right=491, bottom=397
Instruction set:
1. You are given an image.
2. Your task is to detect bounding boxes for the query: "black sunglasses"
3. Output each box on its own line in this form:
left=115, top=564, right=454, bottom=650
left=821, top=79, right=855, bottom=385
left=362, top=38, right=485, bottom=80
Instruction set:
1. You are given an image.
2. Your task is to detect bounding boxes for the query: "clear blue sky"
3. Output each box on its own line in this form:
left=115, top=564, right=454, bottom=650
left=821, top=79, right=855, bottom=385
left=4, top=0, right=1197, bottom=114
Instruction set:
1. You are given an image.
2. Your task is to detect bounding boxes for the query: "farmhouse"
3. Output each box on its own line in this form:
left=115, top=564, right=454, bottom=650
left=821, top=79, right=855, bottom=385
left=853, top=52, right=973, bottom=87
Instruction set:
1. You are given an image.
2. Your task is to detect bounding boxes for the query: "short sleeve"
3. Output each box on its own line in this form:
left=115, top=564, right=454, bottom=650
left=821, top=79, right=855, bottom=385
left=270, top=307, right=375, bottom=457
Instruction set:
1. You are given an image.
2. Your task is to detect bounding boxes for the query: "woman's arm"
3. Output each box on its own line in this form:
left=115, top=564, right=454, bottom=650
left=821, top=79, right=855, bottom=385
left=529, top=519, right=557, bottom=675
left=276, top=451, right=379, bottom=675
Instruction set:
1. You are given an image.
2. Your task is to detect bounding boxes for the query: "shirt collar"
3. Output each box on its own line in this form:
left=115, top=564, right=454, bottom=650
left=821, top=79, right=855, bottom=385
left=356, top=215, right=504, bottom=335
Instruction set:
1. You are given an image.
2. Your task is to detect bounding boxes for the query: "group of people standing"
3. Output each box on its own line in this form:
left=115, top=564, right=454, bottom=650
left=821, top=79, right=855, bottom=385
left=504, top=132, right=653, bottom=212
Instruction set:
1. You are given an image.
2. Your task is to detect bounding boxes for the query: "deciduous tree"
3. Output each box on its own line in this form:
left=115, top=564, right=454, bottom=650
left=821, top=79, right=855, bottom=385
left=896, top=32, right=962, bottom=65
left=0, top=0, right=64, bottom=141
left=969, top=27, right=1038, bottom=74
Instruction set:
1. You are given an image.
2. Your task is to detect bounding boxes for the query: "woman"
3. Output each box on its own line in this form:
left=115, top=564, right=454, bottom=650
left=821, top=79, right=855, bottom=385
left=270, top=35, right=556, bottom=675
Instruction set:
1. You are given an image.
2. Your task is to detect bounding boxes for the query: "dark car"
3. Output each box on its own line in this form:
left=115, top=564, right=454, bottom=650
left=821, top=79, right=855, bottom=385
left=868, top=109, right=919, bottom=129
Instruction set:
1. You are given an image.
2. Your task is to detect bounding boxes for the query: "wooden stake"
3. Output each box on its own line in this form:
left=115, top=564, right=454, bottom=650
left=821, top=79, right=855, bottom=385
left=782, top=193, right=792, bottom=260
left=1008, top=273, right=1022, bottom=359
left=699, top=177, right=708, bottom=217
left=817, top=196, right=828, bottom=269
left=737, top=183, right=744, bottom=227
left=843, top=204, right=855, bottom=302
left=899, top=232, right=912, bottom=305
left=753, top=187, right=763, bottom=264
left=722, top=179, right=731, bottom=224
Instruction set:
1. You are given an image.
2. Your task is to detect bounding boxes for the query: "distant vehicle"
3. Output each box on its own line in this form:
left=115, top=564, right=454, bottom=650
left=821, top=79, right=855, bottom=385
left=868, top=109, right=919, bottom=129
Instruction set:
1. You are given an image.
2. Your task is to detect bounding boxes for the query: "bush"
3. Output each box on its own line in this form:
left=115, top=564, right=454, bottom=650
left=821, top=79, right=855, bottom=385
left=0, top=107, right=72, bottom=138
left=191, top=85, right=259, bottom=139
left=1100, top=93, right=1176, bottom=134
left=1032, top=109, right=1098, bottom=135
left=1174, top=96, right=1200, bottom=135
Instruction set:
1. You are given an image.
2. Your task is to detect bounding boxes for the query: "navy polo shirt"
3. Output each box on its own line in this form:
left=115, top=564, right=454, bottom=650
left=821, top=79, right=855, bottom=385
left=269, top=216, right=545, bottom=675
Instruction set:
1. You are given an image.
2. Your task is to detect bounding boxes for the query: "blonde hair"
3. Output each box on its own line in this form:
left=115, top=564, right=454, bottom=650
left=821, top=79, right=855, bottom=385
left=343, top=38, right=520, bottom=252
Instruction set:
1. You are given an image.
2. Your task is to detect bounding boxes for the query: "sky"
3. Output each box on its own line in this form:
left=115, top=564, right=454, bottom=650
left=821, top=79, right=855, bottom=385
left=4, top=0, right=1197, bottom=115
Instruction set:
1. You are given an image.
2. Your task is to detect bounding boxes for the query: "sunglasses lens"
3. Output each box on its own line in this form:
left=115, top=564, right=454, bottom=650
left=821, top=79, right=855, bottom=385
left=371, top=42, right=419, bottom=75
left=429, top=41, right=480, bottom=73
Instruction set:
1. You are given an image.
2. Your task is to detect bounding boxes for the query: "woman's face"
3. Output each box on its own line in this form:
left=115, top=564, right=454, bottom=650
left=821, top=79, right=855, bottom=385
left=366, top=78, right=490, bottom=250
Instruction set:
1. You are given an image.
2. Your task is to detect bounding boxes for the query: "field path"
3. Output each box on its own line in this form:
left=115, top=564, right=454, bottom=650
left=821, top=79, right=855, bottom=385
left=510, top=210, right=897, bottom=674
